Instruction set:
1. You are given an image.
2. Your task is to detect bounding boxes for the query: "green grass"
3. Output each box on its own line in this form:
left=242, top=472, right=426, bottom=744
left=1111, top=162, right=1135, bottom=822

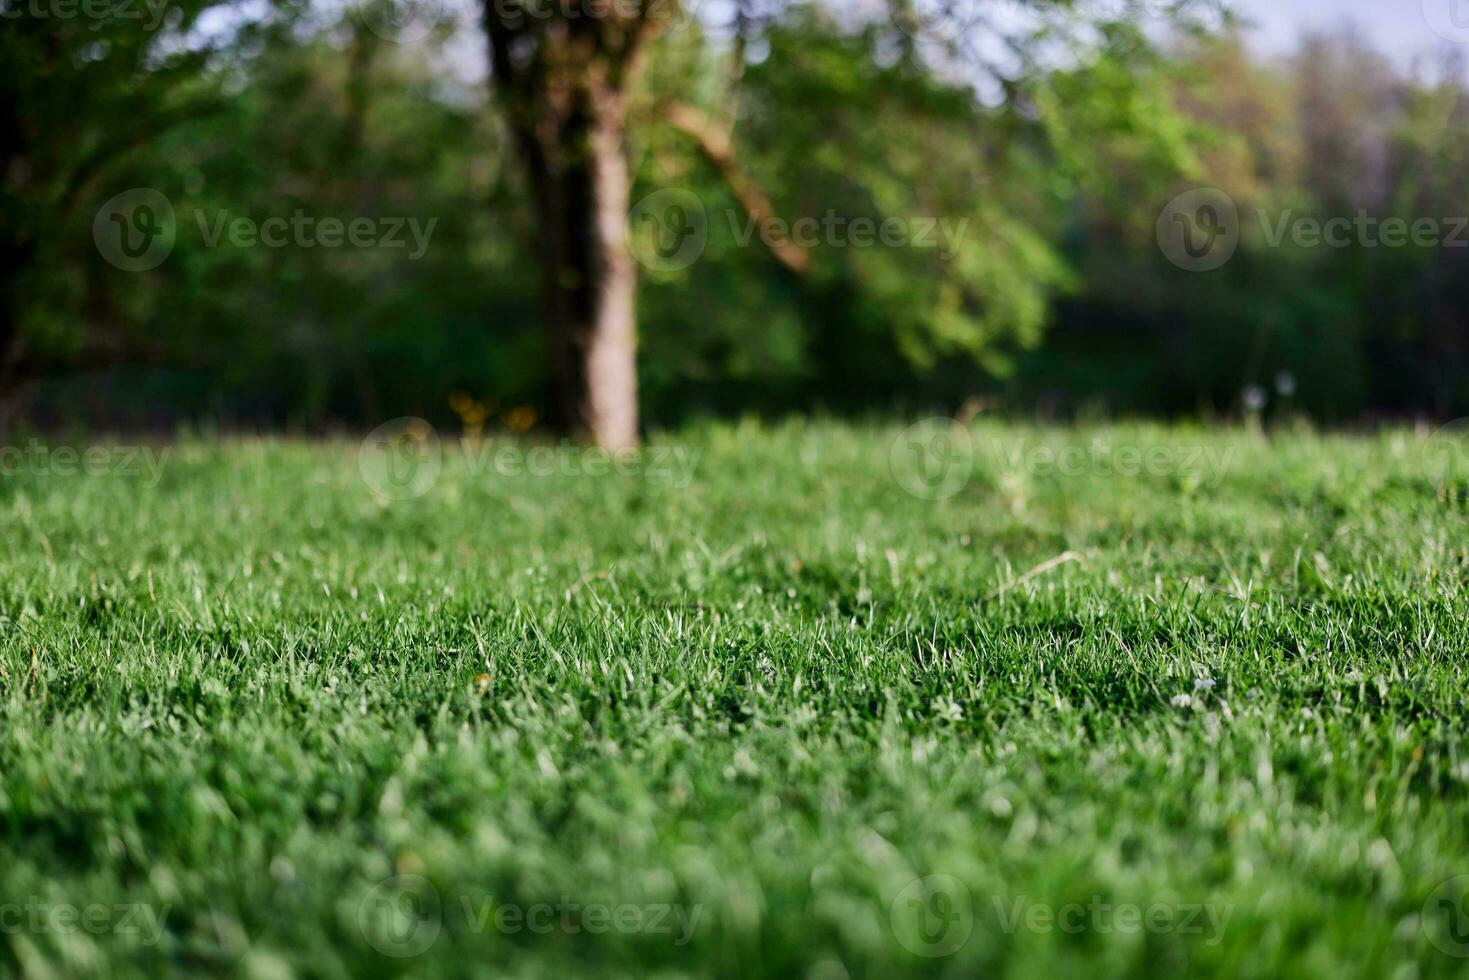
left=2, top=419, right=1468, bottom=979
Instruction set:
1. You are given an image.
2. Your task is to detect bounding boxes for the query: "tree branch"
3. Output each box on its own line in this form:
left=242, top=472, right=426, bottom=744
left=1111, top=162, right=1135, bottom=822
left=663, top=102, right=810, bottom=277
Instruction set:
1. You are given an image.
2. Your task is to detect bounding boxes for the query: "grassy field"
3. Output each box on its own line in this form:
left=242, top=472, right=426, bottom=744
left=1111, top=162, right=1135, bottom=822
left=1, top=419, right=1468, bottom=978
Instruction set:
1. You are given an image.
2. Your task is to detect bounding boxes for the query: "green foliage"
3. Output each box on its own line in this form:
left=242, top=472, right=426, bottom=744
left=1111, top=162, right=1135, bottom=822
left=630, top=6, right=1205, bottom=410
left=5, top=0, right=1214, bottom=426
left=1019, top=32, right=1469, bottom=420
left=0, top=0, right=239, bottom=372
left=6, top=4, right=1469, bottom=425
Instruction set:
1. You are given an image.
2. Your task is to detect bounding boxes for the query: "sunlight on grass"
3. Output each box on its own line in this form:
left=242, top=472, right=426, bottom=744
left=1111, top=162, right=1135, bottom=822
left=0, top=421, right=1466, bottom=977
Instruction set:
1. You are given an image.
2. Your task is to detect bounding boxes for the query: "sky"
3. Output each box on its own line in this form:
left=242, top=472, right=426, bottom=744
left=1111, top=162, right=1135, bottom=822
left=265, top=1, right=1469, bottom=90
left=1231, top=0, right=1468, bottom=67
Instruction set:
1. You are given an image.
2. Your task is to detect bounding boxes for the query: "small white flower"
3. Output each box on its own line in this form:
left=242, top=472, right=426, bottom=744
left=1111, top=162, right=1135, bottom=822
left=1242, top=385, right=1268, bottom=412
left=1274, top=371, right=1298, bottom=397
left=1171, top=694, right=1193, bottom=709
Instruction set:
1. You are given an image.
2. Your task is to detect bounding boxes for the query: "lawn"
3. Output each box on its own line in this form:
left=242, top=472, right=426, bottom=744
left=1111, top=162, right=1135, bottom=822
left=1, top=420, right=1467, bottom=978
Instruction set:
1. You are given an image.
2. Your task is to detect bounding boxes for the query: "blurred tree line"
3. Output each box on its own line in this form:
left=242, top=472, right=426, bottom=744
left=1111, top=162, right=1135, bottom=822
left=3, top=0, right=1467, bottom=434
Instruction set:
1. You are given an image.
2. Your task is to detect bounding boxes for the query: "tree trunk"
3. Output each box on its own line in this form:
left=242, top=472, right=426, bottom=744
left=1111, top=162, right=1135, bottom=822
left=0, top=245, right=30, bottom=436
left=0, top=309, right=17, bottom=437
left=483, top=9, right=654, bottom=450
left=526, top=93, right=640, bottom=449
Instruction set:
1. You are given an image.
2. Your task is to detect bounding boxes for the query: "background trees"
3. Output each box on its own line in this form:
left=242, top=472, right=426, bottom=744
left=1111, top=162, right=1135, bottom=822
left=4, top=0, right=1468, bottom=434
left=0, top=0, right=246, bottom=422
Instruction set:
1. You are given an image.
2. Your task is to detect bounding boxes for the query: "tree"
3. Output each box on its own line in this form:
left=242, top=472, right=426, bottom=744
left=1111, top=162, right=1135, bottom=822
left=0, top=0, right=272, bottom=429
left=481, top=1, right=1217, bottom=442
left=481, top=1, right=673, bottom=448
